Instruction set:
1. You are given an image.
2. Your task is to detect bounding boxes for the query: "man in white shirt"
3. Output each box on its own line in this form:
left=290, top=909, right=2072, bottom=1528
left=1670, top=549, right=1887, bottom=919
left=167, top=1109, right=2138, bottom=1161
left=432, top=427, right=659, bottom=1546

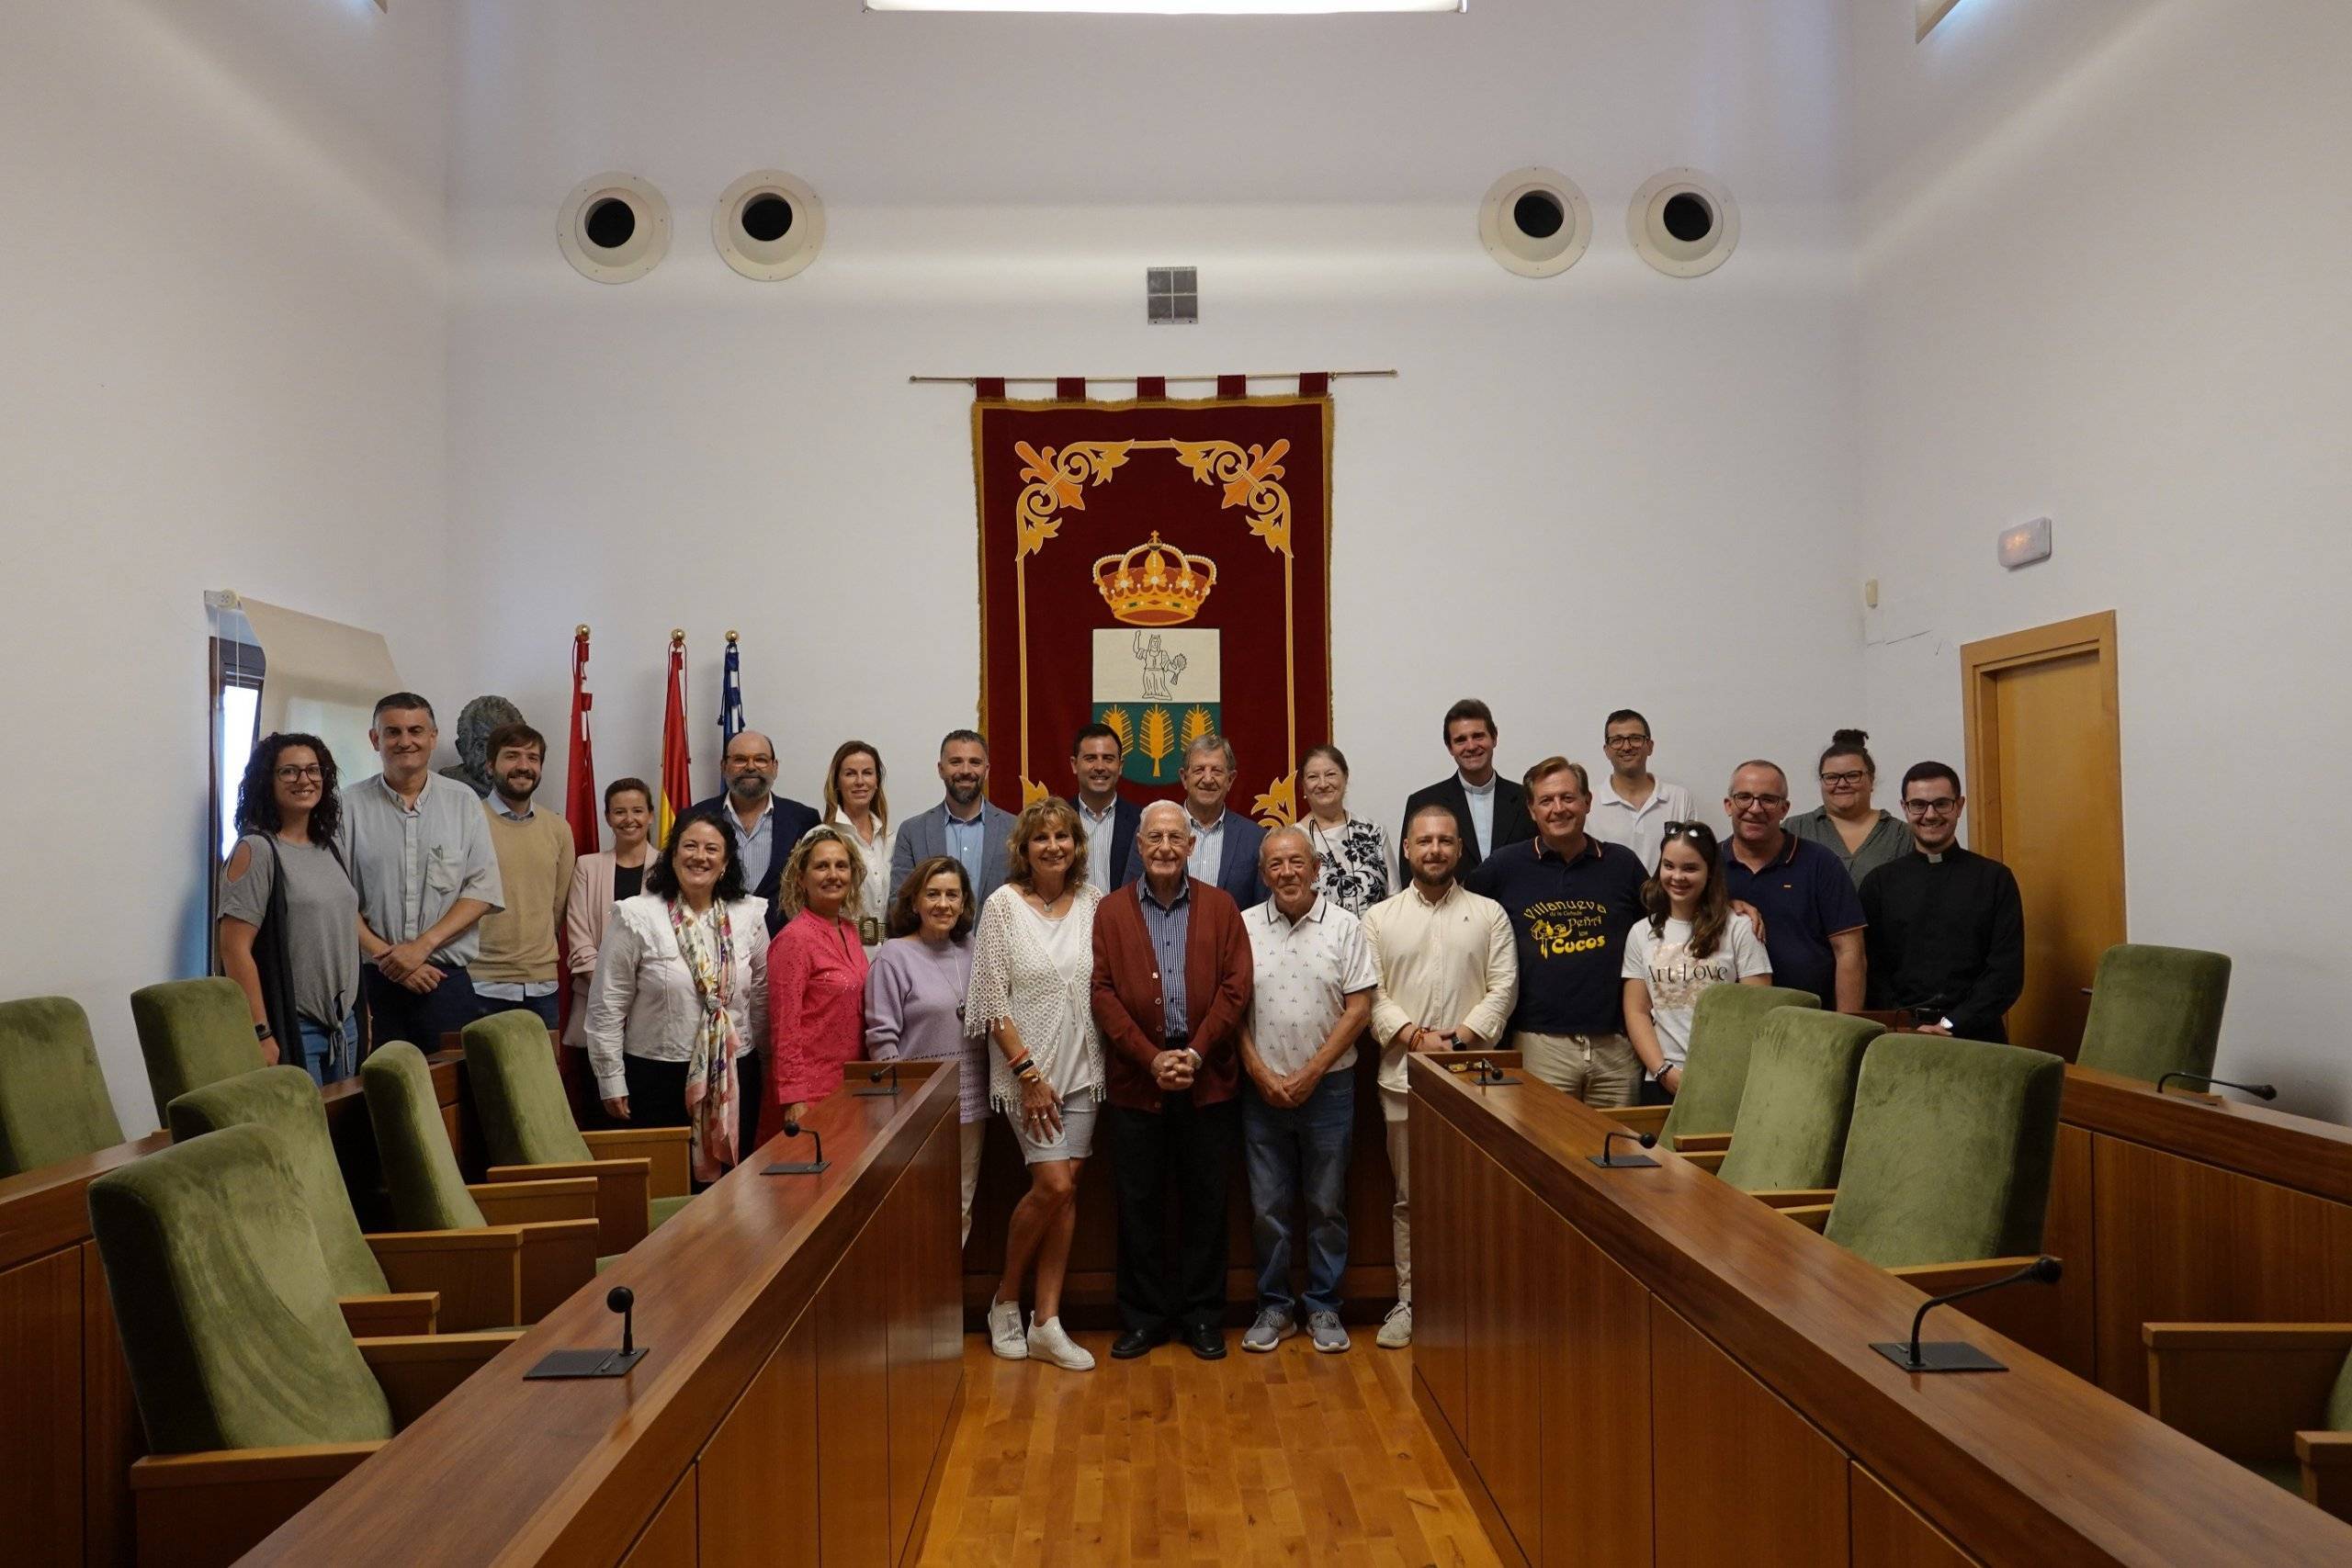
left=1070, top=721, right=1139, bottom=895
left=1585, top=708, right=1695, bottom=870
left=1359, top=802, right=1518, bottom=1348
left=1238, top=828, right=1377, bottom=1355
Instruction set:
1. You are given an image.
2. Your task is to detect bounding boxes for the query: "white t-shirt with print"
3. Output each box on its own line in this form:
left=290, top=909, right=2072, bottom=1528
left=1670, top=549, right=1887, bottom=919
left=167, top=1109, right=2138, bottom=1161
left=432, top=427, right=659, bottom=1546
left=1620, top=913, right=1770, bottom=1067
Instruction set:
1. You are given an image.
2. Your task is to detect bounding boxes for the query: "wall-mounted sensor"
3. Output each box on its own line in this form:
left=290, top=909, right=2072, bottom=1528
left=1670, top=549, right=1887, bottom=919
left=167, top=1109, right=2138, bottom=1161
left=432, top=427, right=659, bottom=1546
left=1998, top=517, right=2052, bottom=570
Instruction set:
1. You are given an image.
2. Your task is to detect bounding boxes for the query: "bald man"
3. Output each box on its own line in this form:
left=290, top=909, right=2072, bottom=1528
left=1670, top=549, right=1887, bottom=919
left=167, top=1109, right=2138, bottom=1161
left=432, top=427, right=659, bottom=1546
left=1238, top=826, right=1375, bottom=1354
left=691, top=728, right=819, bottom=929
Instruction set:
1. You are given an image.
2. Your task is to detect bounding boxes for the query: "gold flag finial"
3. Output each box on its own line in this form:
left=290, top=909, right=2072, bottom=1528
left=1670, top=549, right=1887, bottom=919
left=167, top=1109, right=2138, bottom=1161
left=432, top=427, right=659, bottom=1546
left=575, top=623, right=590, bottom=637
left=725, top=629, right=740, bottom=643
left=669, top=627, right=684, bottom=643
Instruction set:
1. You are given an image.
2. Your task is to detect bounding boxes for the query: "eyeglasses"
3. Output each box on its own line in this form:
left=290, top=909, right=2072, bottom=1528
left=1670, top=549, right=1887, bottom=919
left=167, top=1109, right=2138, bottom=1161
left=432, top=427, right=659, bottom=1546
left=1819, top=770, right=1870, bottom=787
left=274, top=764, right=324, bottom=782
left=1903, top=797, right=1961, bottom=818
left=1728, top=792, right=1786, bottom=809
left=728, top=754, right=776, bottom=769
left=1605, top=733, right=1652, bottom=748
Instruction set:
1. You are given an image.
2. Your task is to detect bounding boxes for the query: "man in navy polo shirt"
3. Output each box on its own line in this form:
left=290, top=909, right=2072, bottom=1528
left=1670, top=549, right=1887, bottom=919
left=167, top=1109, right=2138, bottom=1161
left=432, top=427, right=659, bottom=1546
left=1464, top=757, right=1648, bottom=1105
left=1718, top=760, right=1866, bottom=1010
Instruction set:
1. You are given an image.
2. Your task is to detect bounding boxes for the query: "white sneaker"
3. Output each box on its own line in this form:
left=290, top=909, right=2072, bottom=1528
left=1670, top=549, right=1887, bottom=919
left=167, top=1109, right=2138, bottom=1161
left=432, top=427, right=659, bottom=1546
left=1376, top=1301, right=1412, bottom=1348
left=987, top=1296, right=1027, bottom=1359
left=1026, top=1314, right=1096, bottom=1371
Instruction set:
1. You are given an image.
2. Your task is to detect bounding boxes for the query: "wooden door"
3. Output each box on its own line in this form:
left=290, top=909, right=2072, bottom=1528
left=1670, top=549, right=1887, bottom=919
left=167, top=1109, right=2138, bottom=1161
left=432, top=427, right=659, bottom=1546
left=1962, top=612, right=2124, bottom=1058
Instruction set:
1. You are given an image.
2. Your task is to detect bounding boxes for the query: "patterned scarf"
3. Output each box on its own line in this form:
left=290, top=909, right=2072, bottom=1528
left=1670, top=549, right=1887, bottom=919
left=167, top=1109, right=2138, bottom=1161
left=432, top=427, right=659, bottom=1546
left=669, top=897, right=741, bottom=1182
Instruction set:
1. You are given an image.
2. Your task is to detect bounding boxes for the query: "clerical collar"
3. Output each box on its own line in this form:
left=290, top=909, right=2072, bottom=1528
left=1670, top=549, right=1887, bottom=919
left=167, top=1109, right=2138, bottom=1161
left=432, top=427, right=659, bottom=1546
left=1925, top=850, right=1947, bottom=863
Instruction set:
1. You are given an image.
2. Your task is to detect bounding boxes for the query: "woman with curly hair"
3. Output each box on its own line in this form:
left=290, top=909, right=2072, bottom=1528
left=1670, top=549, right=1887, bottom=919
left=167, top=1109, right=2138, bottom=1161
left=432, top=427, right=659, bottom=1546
left=218, top=733, right=361, bottom=1084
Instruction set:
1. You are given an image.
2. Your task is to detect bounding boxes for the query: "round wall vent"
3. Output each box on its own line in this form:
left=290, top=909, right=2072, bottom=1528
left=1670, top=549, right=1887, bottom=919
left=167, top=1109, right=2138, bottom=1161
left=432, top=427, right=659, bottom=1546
left=1628, top=168, right=1739, bottom=278
left=713, top=171, right=826, bottom=281
left=1478, top=167, right=1593, bottom=278
left=558, top=173, right=671, bottom=284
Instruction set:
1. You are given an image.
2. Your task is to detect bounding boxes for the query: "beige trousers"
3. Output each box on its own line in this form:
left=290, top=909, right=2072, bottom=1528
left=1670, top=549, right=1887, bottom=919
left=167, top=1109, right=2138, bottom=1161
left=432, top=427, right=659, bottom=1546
left=1513, top=1031, right=1641, bottom=1109
left=1381, top=1085, right=1410, bottom=1303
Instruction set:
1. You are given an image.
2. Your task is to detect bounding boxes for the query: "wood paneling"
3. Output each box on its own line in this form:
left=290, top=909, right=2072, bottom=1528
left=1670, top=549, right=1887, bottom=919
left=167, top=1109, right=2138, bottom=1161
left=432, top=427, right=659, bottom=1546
left=1649, top=1300, right=1849, bottom=1563
left=1410, top=1096, right=1470, bottom=1447
left=1464, top=1146, right=1544, bottom=1564
left=82, top=1241, right=136, bottom=1568
left=3, top=1247, right=83, bottom=1567
left=1851, top=1463, right=1977, bottom=1567
left=2065, top=1065, right=2352, bottom=1205
left=619, top=1467, right=698, bottom=1568
left=236, top=1063, right=966, bottom=1568
left=1536, top=1202, right=1650, bottom=1568
left=1408, top=1054, right=2352, bottom=1566
left=2039, top=1123, right=2098, bottom=1380
left=699, top=1307, right=820, bottom=1568
left=2092, top=1134, right=2352, bottom=1409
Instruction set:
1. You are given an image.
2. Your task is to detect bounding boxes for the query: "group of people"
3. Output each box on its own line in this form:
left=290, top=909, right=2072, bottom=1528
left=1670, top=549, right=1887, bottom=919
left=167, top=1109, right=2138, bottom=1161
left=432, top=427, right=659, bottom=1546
left=219, top=689, right=2027, bottom=1369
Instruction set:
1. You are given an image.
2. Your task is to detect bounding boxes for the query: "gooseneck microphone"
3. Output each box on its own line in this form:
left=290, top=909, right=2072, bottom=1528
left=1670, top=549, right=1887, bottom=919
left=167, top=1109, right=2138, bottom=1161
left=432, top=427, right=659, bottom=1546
left=1467, top=1057, right=1521, bottom=1087
left=1870, top=1256, right=2062, bottom=1373
left=524, top=1282, right=650, bottom=1379
left=855, top=1062, right=901, bottom=1098
left=763, top=1115, right=831, bottom=1176
left=2155, top=1071, right=2278, bottom=1101
left=1588, top=1130, right=1659, bottom=1169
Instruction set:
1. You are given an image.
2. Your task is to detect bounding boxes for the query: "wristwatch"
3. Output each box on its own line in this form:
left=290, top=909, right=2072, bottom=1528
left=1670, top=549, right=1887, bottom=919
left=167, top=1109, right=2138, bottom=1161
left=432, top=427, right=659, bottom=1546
left=254, top=1022, right=274, bottom=1042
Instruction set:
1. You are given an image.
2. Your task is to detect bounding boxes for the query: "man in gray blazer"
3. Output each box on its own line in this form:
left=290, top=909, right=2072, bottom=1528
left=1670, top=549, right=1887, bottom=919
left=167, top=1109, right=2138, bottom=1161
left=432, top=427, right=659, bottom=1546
left=891, top=728, right=1019, bottom=907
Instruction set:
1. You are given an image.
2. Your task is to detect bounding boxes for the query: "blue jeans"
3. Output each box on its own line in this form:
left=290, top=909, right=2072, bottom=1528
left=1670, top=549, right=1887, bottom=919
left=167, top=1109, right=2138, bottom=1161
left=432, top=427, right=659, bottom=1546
left=475, top=990, right=560, bottom=1029
left=293, top=1014, right=359, bottom=1087
left=1243, top=1066, right=1354, bottom=1317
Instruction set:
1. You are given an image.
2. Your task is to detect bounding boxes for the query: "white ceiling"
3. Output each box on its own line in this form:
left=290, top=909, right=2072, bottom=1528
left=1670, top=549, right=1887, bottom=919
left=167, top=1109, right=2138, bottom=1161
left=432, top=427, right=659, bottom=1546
left=448, top=0, right=1852, bottom=210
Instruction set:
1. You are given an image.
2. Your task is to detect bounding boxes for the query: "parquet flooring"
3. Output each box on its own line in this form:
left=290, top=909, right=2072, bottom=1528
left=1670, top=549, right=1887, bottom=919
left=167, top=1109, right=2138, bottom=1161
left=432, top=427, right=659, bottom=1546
left=916, top=1331, right=1502, bottom=1568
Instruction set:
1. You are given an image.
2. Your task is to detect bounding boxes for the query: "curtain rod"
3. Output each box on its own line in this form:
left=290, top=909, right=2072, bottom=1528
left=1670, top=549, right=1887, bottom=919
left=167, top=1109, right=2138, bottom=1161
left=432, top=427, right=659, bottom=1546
left=908, top=370, right=1396, bottom=385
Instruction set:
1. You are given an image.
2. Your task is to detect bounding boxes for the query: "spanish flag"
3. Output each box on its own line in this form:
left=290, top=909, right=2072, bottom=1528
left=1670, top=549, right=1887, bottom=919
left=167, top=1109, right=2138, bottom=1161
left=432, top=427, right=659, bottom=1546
left=658, top=629, right=691, bottom=848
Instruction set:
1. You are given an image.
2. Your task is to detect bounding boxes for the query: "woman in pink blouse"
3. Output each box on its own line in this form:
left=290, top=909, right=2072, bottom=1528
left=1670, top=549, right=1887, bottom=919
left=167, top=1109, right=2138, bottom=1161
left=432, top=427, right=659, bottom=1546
left=767, top=825, right=870, bottom=1127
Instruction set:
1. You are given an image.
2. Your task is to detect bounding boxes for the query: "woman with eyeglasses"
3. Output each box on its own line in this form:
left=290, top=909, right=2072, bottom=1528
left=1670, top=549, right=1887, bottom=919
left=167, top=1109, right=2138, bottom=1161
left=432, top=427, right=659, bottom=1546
left=218, top=734, right=362, bottom=1085
left=1787, top=728, right=1910, bottom=888
left=1621, top=820, right=1771, bottom=1103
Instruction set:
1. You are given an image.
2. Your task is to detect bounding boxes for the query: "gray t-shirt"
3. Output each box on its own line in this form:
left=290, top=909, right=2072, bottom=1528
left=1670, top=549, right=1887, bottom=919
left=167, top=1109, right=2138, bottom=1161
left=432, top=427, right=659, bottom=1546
left=220, top=833, right=361, bottom=1027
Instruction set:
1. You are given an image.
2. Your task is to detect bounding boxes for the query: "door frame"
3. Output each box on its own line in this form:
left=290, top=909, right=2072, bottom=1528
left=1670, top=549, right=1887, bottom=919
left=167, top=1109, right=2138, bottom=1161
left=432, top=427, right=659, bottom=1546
left=1958, top=608, right=2125, bottom=927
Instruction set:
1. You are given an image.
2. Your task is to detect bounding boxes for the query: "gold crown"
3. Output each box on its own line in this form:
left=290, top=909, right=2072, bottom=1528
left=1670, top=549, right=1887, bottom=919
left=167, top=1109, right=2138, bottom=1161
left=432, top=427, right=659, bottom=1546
left=1092, top=532, right=1217, bottom=626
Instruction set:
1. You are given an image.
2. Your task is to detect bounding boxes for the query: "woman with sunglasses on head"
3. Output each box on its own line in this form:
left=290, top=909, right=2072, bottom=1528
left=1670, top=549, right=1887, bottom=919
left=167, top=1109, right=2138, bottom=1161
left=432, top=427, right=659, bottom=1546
left=1787, top=728, right=1910, bottom=889
left=1621, top=821, right=1772, bottom=1104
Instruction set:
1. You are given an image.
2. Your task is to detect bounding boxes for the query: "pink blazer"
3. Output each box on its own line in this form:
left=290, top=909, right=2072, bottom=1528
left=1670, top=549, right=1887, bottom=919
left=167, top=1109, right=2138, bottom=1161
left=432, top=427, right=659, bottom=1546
left=562, top=851, right=650, bottom=1045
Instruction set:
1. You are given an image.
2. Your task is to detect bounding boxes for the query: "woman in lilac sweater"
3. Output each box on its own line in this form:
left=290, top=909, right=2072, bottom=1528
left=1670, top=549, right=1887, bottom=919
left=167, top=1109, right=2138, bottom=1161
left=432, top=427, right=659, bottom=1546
left=865, top=855, right=983, bottom=1242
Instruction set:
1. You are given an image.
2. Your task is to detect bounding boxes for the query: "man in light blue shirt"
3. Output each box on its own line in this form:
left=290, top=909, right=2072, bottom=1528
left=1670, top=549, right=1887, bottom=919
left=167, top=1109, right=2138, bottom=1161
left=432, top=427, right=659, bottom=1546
left=1125, top=733, right=1265, bottom=909
left=891, top=729, right=1018, bottom=905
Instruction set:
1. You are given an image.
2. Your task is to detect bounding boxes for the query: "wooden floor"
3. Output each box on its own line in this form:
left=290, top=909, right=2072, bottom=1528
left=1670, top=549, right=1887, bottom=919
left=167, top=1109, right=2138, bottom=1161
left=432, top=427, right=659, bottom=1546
left=916, top=1330, right=1502, bottom=1568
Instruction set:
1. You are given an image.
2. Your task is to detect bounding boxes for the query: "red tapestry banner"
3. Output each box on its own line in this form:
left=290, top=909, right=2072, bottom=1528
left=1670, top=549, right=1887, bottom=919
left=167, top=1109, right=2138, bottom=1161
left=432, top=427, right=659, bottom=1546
left=974, top=392, right=1333, bottom=825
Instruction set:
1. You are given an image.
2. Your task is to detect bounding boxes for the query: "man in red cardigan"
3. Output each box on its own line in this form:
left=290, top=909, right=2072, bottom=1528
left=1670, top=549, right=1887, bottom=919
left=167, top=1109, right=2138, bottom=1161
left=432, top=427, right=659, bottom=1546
left=1091, top=799, right=1255, bottom=1360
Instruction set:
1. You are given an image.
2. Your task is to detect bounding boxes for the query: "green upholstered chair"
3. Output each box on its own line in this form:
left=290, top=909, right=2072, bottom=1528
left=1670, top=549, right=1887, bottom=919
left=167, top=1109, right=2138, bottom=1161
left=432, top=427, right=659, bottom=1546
left=0, top=995, right=126, bottom=1176
left=130, top=977, right=266, bottom=1125
left=1820, top=1032, right=2064, bottom=1269
left=1600, top=984, right=1820, bottom=1145
left=2144, top=1323, right=2352, bottom=1519
left=362, top=1042, right=601, bottom=1319
left=88, top=1122, right=516, bottom=1568
left=462, top=1009, right=692, bottom=1255
left=1708, top=1010, right=1884, bottom=1201
left=2077, top=942, right=2233, bottom=1084
left=170, top=1066, right=521, bottom=1334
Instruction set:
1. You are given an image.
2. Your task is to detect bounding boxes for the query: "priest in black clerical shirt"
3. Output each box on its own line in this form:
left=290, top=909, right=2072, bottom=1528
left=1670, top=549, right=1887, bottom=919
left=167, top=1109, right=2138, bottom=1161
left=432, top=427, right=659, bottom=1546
left=1858, top=761, right=2026, bottom=1042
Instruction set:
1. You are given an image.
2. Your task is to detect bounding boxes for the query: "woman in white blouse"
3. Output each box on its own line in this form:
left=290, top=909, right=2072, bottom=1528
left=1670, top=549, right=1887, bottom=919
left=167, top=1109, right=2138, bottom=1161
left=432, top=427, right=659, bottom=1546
left=822, top=739, right=896, bottom=953
left=585, top=808, right=769, bottom=1181
left=966, top=796, right=1102, bottom=1372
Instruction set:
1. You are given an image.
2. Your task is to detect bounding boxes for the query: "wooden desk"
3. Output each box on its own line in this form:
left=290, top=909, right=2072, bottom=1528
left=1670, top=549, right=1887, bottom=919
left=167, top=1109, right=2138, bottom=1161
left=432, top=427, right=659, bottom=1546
left=2049, top=1065, right=2352, bottom=1407
left=236, top=1060, right=966, bottom=1568
left=0, top=1052, right=467, bottom=1568
left=1408, top=1054, right=2352, bottom=1566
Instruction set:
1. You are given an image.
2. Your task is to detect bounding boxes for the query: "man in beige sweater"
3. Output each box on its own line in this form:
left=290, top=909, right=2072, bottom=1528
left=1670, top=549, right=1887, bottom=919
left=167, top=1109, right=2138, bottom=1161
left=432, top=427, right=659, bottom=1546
left=473, top=721, right=575, bottom=1030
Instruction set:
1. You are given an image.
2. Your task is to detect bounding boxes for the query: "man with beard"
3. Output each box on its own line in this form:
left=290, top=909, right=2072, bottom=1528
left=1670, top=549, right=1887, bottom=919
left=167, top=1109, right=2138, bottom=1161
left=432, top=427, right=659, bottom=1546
left=692, top=728, right=818, bottom=931
left=341, top=692, right=505, bottom=1051
left=1360, top=802, right=1517, bottom=1348
left=471, top=723, right=576, bottom=1029
left=891, top=728, right=1017, bottom=906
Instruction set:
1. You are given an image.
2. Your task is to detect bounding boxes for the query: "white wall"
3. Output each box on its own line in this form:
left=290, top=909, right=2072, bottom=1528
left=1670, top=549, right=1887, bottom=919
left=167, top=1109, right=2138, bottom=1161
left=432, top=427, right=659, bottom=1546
left=444, top=0, right=1864, bottom=864
left=1852, top=0, right=2352, bottom=1112
left=0, top=0, right=457, bottom=1132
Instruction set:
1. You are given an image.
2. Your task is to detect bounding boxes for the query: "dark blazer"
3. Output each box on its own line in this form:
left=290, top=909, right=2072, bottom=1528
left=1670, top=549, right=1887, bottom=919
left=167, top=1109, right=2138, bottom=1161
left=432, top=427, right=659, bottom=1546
left=1091, top=795, right=1143, bottom=897
left=1398, top=773, right=1535, bottom=879
left=690, top=792, right=819, bottom=932
left=1119, top=807, right=1267, bottom=909
left=1090, top=877, right=1253, bottom=1111
left=890, top=799, right=1019, bottom=907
